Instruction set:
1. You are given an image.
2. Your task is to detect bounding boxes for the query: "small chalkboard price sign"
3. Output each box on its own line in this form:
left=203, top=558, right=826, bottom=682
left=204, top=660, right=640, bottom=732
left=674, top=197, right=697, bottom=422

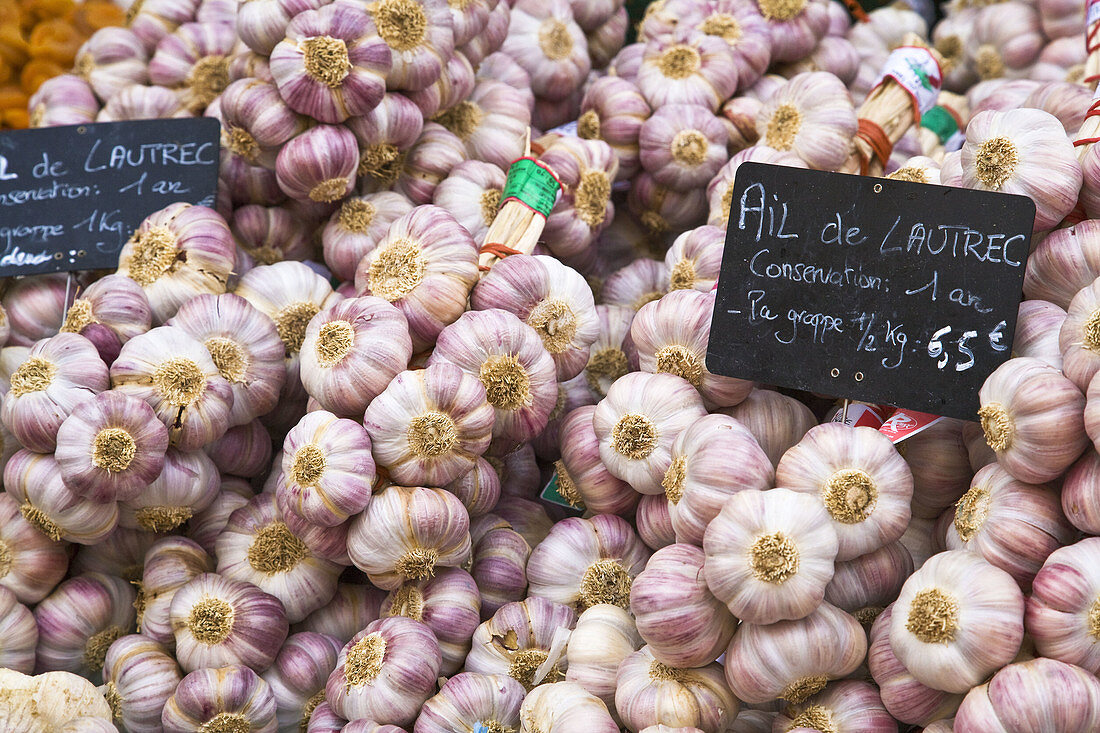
left=0, top=118, right=220, bottom=277
left=707, top=162, right=1036, bottom=421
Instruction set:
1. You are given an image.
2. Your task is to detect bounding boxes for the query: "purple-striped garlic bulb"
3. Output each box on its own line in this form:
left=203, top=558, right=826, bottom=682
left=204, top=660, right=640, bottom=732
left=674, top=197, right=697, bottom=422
left=593, top=371, right=707, bottom=494
left=1060, top=278, right=1100, bottom=390
left=322, top=192, right=415, bottom=283
left=823, top=541, right=912, bottom=624
left=890, top=550, right=1024, bottom=693
left=444, top=456, right=501, bottom=517
left=1, top=274, right=67, bottom=347
left=722, top=601, right=866, bottom=704
left=0, top=492, right=68, bottom=604
left=636, top=32, right=738, bottom=112
left=961, top=109, right=1082, bottom=232
left=261, top=631, right=343, bottom=731
left=230, top=204, right=314, bottom=265
left=1027, top=538, right=1100, bottom=675
left=278, top=410, right=375, bottom=527
left=718, top=389, right=815, bottom=469
left=170, top=573, right=288, bottom=673
left=393, top=122, right=468, bottom=205
left=472, top=255, right=599, bottom=381
left=501, top=0, right=589, bottom=102
left=969, top=2, right=1043, bottom=81
left=271, top=2, right=391, bottom=123
left=868, top=605, right=964, bottom=726
left=432, top=160, right=506, bottom=247
left=631, top=543, right=735, bottom=668
left=116, top=204, right=235, bottom=324
left=162, top=664, right=278, bottom=732
left=470, top=514, right=531, bottom=620
left=70, top=525, right=155, bottom=582
left=704, top=488, right=838, bottom=625
left=428, top=309, right=558, bottom=450
left=95, top=83, right=194, bottom=122
left=578, top=76, right=651, bottom=180
left=296, top=582, right=386, bottom=646
left=565, top=603, right=642, bottom=711
left=367, top=0, right=454, bottom=92
left=418, top=672, right=525, bottom=733
left=433, top=78, right=530, bottom=170
left=408, top=49, right=474, bottom=117
left=102, top=634, right=183, bottom=732
left=306, top=701, right=348, bottom=731
left=664, top=413, right=773, bottom=546
left=615, top=646, right=740, bottom=733
left=1023, top=220, right=1100, bottom=310
left=218, top=78, right=304, bottom=169
left=382, top=567, right=480, bottom=675
left=3, top=450, right=118, bottom=545
left=147, top=21, right=236, bottom=112
left=627, top=174, right=708, bottom=241
left=706, top=146, right=807, bottom=228
left=465, top=596, right=577, bottom=690
left=946, top=464, right=1074, bottom=590
left=109, top=326, right=234, bottom=451
left=527, top=514, right=651, bottom=612
left=235, top=0, right=328, bottom=56
left=2, top=333, right=108, bottom=453
left=664, top=225, right=725, bottom=292
left=348, top=93, right=425, bottom=192
left=776, top=423, right=913, bottom=561
left=166, top=293, right=286, bottom=427
left=34, top=572, right=136, bottom=680
left=119, top=448, right=219, bottom=533
left=555, top=405, right=639, bottom=515
left=720, top=96, right=763, bottom=154
left=755, top=0, right=828, bottom=62
left=756, top=71, right=857, bottom=171
left=637, top=493, right=676, bottom=551
left=27, top=74, right=100, bottom=128
left=520, top=680, right=619, bottom=731
left=539, top=136, right=619, bottom=262
left=900, top=417, right=974, bottom=520
left=137, top=537, right=214, bottom=648
left=632, top=289, right=753, bottom=407
left=1063, top=450, right=1100, bottom=534
left=348, top=485, right=471, bottom=590
left=73, top=27, right=148, bottom=102
left=215, top=494, right=343, bottom=622
left=276, top=124, right=360, bottom=203
left=684, top=0, right=772, bottom=89
left=325, top=616, right=442, bottom=726
left=773, top=680, right=896, bottom=732
left=59, top=274, right=152, bottom=364
left=300, top=296, right=413, bottom=417
left=586, top=5, right=628, bottom=69
left=640, top=104, right=728, bottom=192
left=487, top=497, right=552, bottom=550
left=55, top=390, right=168, bottom=504
left=364, top=364, right=494, bottom=487
left=583, top=305, right=637, bottom=400
left=354, top=205, right=479, bottom=352
left=490, top=443, right=542, bottom=498
left=953, top=657, right=1100, bottom=732
left=978, top=356, right=1088, bottom=484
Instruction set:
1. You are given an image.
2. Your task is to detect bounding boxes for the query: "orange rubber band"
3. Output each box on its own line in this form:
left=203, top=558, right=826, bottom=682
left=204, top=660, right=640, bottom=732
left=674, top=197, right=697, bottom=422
left=856, top=118, right=893, bottom=175
left=478, top=242, right=524, bottom=271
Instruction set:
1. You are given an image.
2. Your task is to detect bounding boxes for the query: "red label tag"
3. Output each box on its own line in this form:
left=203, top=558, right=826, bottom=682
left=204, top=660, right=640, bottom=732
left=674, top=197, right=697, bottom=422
left=878, top=408, right=944, bottom=443
left=829, top=402, right=889, bottom=429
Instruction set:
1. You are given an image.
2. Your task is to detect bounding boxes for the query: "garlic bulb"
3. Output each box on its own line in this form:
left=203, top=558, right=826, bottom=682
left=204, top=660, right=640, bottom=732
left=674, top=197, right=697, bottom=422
left=102, top=634, right=183, bottom=732
left=723, top=601, right=866, bottom=704
left=218, top=77, right=303, bottom=169
left=557, top=405, right=639, bottom=516
left=1061, top=278, right=1100, bottom=390
left=323, top=193, right=415, bottom=283
left=640, top=104, right=728, bottom=192
left=394, top=122, right=469, bottom=205
left=307, top=703, right=349, bottom=732
left=776, top=423, right=913, bottom=561
left=270, top=2, right=391, bottom=123
left=961, top=109, right=1082, bottom=232
left=757, top=0, right=828, bottom=62
left=539, top=136, right=619, bottom=262
left=0, top=587, right=36, bottom=674
left=110, top=325, right=234, bottom=450
left=70, top=525, right=157, bottom=583
left=116, top=203, right=235, bottom=324
left=565, top=603, right=642, bottom=710
left=34, top=572, right=135, bottom=681
left=382, top=567, right=481, bottom=675
left=868, top=605, right=964, bottom=725
left=616, top=646, right=740, bottom=733
left=2, top=332, right=108, bottom=453
left=27, top=74, right=100, bottom=128
left=2, top=274, right=67, bottom=348
left=365, top=363, right=494, bottom=487
left=490, top=443, right=542, bottom=498
left=431, top=160, right=506, bottom=247
left=1024, top=221, right=1100, bottom=309
left=593, top=372, right=707, bottom=494
left=899, top=417, right=974, bottom=520
left=663, top=226, right=724, bottom=293
left=119, top=447, right=219, bottom=533
left=0, top=669, right=115, bottom=730
left=169, top=572, right=289, bottom=673
left=204, top=420, right=272, bottom=478
left=325, top=615, right=441, bottom=726
left=773, top=680, right=896, bottom=732
left=706, top=146, right=807, bottom=228
left=147, top=21, right=235, bottom=112
left=501, top=0, right=588, bottom=101
left=465, top=596, right=577, bottom=690
left=137, top=537, right=214, bottom=648
left=637, top=493, right=677, bottom=551
left=347, top=485, right=471, bottom=590
left=261, top=631, right=342, bottom=732
left=0, top=492, right=68, bottom=604
left=470, top=514, right=531, bottom=620
left=276, top=124, right=360, bottom=203
left=59, top=274, right=152, bottom=364
left=445, top=457, right=502, bottom=517
left=636, top=32, right=737, bottom=112
left=1013, top=300, right=1066, bottom=370
left=578, top=76, right=651, bottom=180
left=824, top=541, right=913, bottom=623
left=631, top=543, right=735, bottom=668
left=946, top=464, right=1074, bottom=590
left=428, top=309, right=558, bottom=450
left=297, top=583, right=386, bottom=645
left=756, top=71, right=856, bottom=171
left=586, top=5, right=628, bottom=68
left=3, top=450, right=118, bottom=545
left=978, top=356, right=1088, bottom=484
left=953, top=657, right=1100, bottom=732
left=718, top=389, right=815, bottom=470
left=527, top=514, right=651, bottom=611
left=1027, top=537, right=1100, bottom=674
left=162, top=664, right=278, bottom=732
left=354, top=204, right=478, bottom=352
left=365, top=0, right=453, bottom=92
left=433, top=78, right=529, bottom=170
left=96, top=83, right=194, bottom=121
left=54, top=390, right=168, bottom=503
left=890, top=550, right=1024, bottom=693
left=583, top=305, right=638, bottom=400
left=520, top=680, right=618, bottom=732
left=74, top=27, right=149, bottom=102
left=417, top=672, right=525, bottom=733
left=493, top=497, right=553, bottom=549
left=602, top=258, right=673, bottom=312
left=1063, top=451, right=1100, bottom=534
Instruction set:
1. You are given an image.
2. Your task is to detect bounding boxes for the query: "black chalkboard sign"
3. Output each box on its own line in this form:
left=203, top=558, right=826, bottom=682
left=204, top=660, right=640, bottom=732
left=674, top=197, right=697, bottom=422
left=0, top=118, right=219, bottom=277
left=707, top=162, right=1036, bottom=421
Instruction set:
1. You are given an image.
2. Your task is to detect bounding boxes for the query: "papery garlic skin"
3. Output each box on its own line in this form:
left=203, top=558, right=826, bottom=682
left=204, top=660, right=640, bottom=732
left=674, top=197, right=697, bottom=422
left=565, top=603, right=642, bottom=710
left=890, top=550, right=1024, bottom=694
left=102, top=634, right=183, bottom=733
left=615, top=646, right=740, bottom=733
left=261, top=631, right=343, bottom=732
left=776, top=423, right=913, bottom=561
left=1062, top=451, right=1100, bottom=534
left=347, top=485, right=471, bottom=590
left=382, top=567, right=481, bottom=675
left=325, top=616, right=442, bottom=727
left=0, top=587, right=37, bottom=674
left=416, top=671, right=525, bottom=733
left=34, top=572, right=136, bottom=681
left=556, top=405, right=639, bottom=516
left=578, top=75, right=651, bottom=180
left=519, top=680, right=618, bottom=732
left=0, top=669, right=115, bottom=730
left=465, top=596, right=577, bottom=691
left=161, top=663, right=278, bottom=733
